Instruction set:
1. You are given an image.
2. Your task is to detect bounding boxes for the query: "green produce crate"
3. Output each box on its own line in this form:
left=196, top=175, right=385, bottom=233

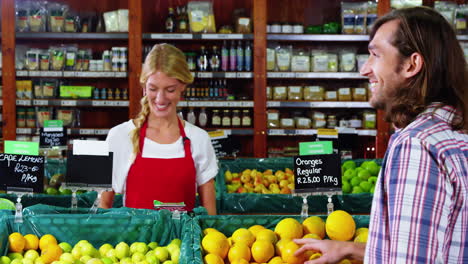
left=0, top=205, right=196, bottom=263
left=217, top=158, right=380, bottom=214
left=192, top=214, right=370, bottom=264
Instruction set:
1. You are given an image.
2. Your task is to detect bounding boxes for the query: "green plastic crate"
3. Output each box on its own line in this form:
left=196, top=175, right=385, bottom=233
left=0, top=206, right=196, bottom=263
left=192, top=214, right=370, bottom=264
left=217, top=158, right=380, bottom=214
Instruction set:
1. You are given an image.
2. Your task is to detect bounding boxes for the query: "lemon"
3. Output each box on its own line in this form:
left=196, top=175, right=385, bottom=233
left=302, top=233, right=321, bottom=240
left=281, top=241, right=305, bottom=264
left=354, top=231, right=368, bottom=243
left=354, top=227, right=369, bottom=238
left=247, top=225, right=265, bottom=238
left=41, top=244, right=62, bottom=264
left=338, top=259, right=353, bottom=264
left=302, top=216, right=325, bottom=239
left=274, top=239, right=291, bottom=257
left=268, top=256, right=283, bottom=264
left=203, top=228, right=220, bottom=236
left=230, top=259, right=249, bottom=264
left=251, top=241, right=274, bottom=263
left=255, top=229, right=277, bottom=244
left=309, top=252, right=322, bottom=260
left=39, top=235, right=58, bottom=251
left=231, top=228, right=255, bottom=247
left=228, top=243, right=251, bottom=263
left=202, top=232, right=229, bottom=259
left=8, top=233, right=26, bottom=253
left=203, top=253, right=224, bottom=264
left=0, top=198, right=15, bottom=210
left=274, top=218, right=303, bottom=240
left=325, top=210, right=356, bottom=241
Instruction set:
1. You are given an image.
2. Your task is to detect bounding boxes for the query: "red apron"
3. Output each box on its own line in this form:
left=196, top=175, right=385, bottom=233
left=125, top=118, right=196, bottom=210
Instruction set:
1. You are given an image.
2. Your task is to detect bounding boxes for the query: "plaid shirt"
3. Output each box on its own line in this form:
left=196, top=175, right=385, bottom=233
left=365, top=103, right=468, bottom=263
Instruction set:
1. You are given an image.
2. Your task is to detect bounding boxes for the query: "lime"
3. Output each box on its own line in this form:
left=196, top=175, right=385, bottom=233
left=364, top=161, right=380, bottom=176
left=342, top=181, right=352, bottom=193
left=342, top=160, right=356, bottom=171
left=0, top=198, right=15, bottom=210
left=343, top=169, right=357, bottom=181
left=45, top=187, right=58, bottom=195
left=358, top=169, right=371, bottom=180
left=350, top=177, right=362, bottom=187
left=359, top=181, right=372, bottom=192
left=352, top=186, right=364, bottom=194
left=370, top=186, right=375, bottom=193
left=368, top=176, right=378, bottom=185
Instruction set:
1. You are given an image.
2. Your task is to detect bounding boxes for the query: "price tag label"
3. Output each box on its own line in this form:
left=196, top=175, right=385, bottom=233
left=267, top=101, right=280, bottom=107
left=293, top=154, right=342, bottom=194
left=0, top=153, right=45, bottom=193
left=237, top=72, right=253, bottom=78
left=63, top=71, right=76, bottom=77
left=16, top=100, right=32, bottom=106
left=224, top=72, right=236, bottom=78
left=177, top=101, right=188, bottom=107
left=16, top=71, right=28, bottom=77
left=61, top=100, right=77, bottom=107
left=202, top=34, right=243, bottom=39
left=295, top=72, right=315, bottom=78
left=95, top=129, right=109, bottom=135
left=16, top=128, right=31, bottom=134
left=102, top=72, right=114, bottom=77
left=104, top=101, right=117, bottom=106
left=198, top=72, right=213, bottom=78
left=29, top=71, right=41, bottom=77
left=268, top=129, right=284, bottom=136
left=299, top=141, right=333, bottom=155
left=116, top=101, right=129, bottom=107
left=92, top=100, right=106, bottom=106
left=79, top=129, right=94, bottom=135
left=115, top=72, right=127, bottom=78
left=33, top=99, right=48, bottom=106
left=240, top=101, right=253, bottom=107
left=150, top=33, right=193, bottom=39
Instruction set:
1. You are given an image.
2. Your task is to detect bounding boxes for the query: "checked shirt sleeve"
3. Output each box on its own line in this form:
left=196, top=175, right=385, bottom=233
left=383, top=136, right=447, bottom=263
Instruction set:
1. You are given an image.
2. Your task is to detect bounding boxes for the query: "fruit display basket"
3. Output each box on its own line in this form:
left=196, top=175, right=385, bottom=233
left=0, top=206, right=197, bottom=263
left=192, top=213, right=370, bottom=264
left=216, top=158, right=380, bottom=214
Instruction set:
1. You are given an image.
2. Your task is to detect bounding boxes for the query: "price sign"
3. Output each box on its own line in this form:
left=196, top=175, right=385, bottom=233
left=293, top=154, right=342, bottom=193
left=92, top=100, right=106, bottom=106
left=198, top=72, right=213, bottom=78
left=61, top=100, right=77, bottom=107
left=33, top=99, right=49, bottom=106
left=0, top=153, right=45, bottom=193
left=29, top=71, right=41, bottom=77
left=63, top=71, right=76, bottom=77
left=39, top=127, right=67, bottom=147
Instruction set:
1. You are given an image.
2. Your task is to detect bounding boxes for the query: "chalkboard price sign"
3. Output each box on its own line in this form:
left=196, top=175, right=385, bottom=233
left=0, top=154, right=45, bottom=193
left=293, top=154, right=342, bottom=193
left=40, top=128, right=67, bottom=147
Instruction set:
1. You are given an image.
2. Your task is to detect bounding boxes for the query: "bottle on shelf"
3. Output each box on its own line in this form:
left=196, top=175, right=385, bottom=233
left=187, top=108, right=196, bottom=124
left=210, top=46, right=220, bottom=72
left=222, top=109, right=231, bottom=127
left=199, top=108, right=208, bottom=127
left=236, top=41, right=244, bottom=72
left=221, top=41, right=229, bottom=72
left=212, top=109, right=221, bottom=127
left=177, top=6, right=189, bottom=33
left=232, top=110, right=241, bottom=127
left=165, top=7, right=176, bottom=33
left=244, top=42, right=252, bottom=71
left=242, top=109, right=252, bottom=127
left=229, top=40, right=237, bottom=71
left=197, top=46, right=208, bottom=71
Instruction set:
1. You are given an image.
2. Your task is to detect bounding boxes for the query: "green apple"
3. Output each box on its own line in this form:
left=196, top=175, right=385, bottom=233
left=343, top=169, right=357, bottom=181
left=358, top=169, right=371, bottom=181
left=342, top=181, right=352, bottom=193
left=59, top=253, right=74, bottom=264
left=76, top=241, right=90, bottom=249
left=359, top=181, right=372, bottom=192
left=165, top=244, right=179, bottom=255
left=105, top=249, right=117, bottom=259
left=98, top=244, right=113, bottom=257
left=145, top=255, right=159, bottom=264
left=73, top=260, right=83, bottom=264
left=342, top=160, right=356, bottom=170
left=352, top=186, right=364, bottom=194
left=370, top=186, right=375, bottom=193
left=115, top=242, right=130, bottom=260
left=130, top=242, right=139, bottom=255
left=147, top=242, right=158, bottom=250
left=8, top=254, right=23, bottom=261
left=131, top=253, right=145, bottom=263
left=153, top=247, right=169, bottom=263
left=350, top=177, right=362, bottom=187
left=0, top=256, right=11, bottom=264
left=24, top=250, right=39, bottom=261
left=80, top=244, right=95, bottom=257
left=59, top=243, right=73, bottom=253
left=368, top=176, right=378, bottom=185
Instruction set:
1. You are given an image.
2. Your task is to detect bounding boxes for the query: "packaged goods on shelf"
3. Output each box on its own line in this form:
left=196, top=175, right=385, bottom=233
left=273, top=86, right=287, bottom=100
left=341, top=2, right=368, bottom=34
left=455, top=5, right=468, bottom=34
left=325, top=90, right=338, bottom=101
left=103, top=9, right=129, bottom=32
left=338, top=88, right=352, bottom=101
left=267, top=110, right=280, bottom=128
left=339, top=49, right=357, bottom=72
left=187, top=1, right=216, bottom=33
left=390, top=0, right=423, bottom=9
left=16, top=80, right=33, bottom=99
left=303, top=85, right=325, bottom=101
left=275, top=45, right=293, bottom=71
left=352, top=87, right=367, bottom=101
left=291, top=49, right=310, bottom=72
left=287, top=86, right=303, bottom=100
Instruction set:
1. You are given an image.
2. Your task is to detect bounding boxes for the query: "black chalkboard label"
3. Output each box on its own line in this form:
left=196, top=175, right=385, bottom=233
left=40, top=128, right=67, bottom=147
left=0, top=154, right=45, bottom=193
left=293, top=154, right=342, bottom=193
left=65, top=152, right=113, bottom=188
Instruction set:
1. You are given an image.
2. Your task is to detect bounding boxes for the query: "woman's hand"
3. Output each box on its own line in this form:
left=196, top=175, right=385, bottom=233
left=294, top=238, right=366, bottom=264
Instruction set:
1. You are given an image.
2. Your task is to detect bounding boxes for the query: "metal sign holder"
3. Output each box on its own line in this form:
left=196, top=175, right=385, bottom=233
left=61, top=183, right=112, bottom=213
left=7, top=187, right=34, bottom=223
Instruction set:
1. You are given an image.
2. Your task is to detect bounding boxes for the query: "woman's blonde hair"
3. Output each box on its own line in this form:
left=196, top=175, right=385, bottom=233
left=131, top=44, right=194, bottom=157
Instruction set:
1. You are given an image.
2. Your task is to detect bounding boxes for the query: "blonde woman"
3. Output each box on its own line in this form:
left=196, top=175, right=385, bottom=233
left=100, top=44, right=217, bottom=214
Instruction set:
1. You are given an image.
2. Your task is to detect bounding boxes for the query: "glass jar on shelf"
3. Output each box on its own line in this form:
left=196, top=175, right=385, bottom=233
left=222, top=109, right=231, bottom=127
left=327, top=115, right=337, bottom=128
left=241, top=109, right=252, bottom=127
left=211, top=109, right=221, bottom=127
left=232, top=110, right=241, bottom=127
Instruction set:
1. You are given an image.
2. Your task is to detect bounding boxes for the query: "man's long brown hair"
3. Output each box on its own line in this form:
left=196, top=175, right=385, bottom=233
left=370, top=7, right=467, bottom=130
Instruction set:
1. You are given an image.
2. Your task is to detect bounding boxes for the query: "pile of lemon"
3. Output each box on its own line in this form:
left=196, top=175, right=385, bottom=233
left=1, top=233, right=181, bottom=264
left=201, top=210, right=368, bottom=264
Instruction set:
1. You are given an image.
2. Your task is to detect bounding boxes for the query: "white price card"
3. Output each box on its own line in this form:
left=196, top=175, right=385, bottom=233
left=237, top=72, right=253, bottom=78
left=73, top=139, right=109, bottom=155
left=16, top=100, right=31, bottom=106
left=16, top=128, right=31, bottom=134
left=268, top=129, right=284, bottom=136
left=33, top=99, right=48, bottom=106
left=201, top=34, right=243, bottom=39
left=224, top=72, right=236, bottom=78
left=240, top=101, right=253, bottom=107
left=104, top=101, right=117, bottom=106
left=94, top=129, right=109, bottom=135
left=267, top=101, right=281, bottom=107
left=61, top=100, right=77, bottom=106
left=29, top=71, right=41, bottom=77
left=295, top=72, right=315, bottom=78
left=116, top=101, right=129, bottom=107
left=63, top=71, right=76, bottom=77
left=197, top=72, right=213, bottom=78
left=150, top=33, right=193, bottom=39
left=101, top=72, right=114, bottom=77
left=16, top=70, right=28, bottom=77
left=92, top=100, right=106, bottom=106
left=79, top=129, right=94, bottom=135
left=115, top=72, right=127, bottom=78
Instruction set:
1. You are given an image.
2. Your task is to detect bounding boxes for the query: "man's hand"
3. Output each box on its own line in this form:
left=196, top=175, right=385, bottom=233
left=294, top=238, right=365, bottom=264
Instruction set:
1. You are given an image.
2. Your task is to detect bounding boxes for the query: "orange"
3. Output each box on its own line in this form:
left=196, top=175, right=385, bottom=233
left=302, top=216, right=326, bottom=239
left=281, top=241, right=306, bottom=264
left=325, top=210, right=356, bottom=241
left=228, top=243, right=251, bottom=263
left=24, top=234, right=39, bottom=251
left=274, top=218, right=303, bottom=240
left=39, top=235, right=58, bottom=251
left=251, top=241, right=274, bottom=263
left=40, top=244, right=62, bottom=264
left=247, top=225, right=265, bottom=238
left=8, top=232, right=26, bottom=253
left=202, top=231, right=229, bottom=259
left=203, top=253, right=224, bottom=264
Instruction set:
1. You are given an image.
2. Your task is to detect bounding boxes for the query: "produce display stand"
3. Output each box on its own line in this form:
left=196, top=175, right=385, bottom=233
left=0, top=206, right=196, bottom=262
left=216, top=158, right=378, bottom=214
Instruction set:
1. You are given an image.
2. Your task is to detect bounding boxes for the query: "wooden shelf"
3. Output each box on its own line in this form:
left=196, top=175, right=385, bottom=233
left=16, top=128, right=110, bottom=136
left=267, top=101, right=372, bottom=108
left=207, top=128, right=254, bottom=135
left=16, top=32, right=129, bottom=39
left=143, top=33, right=254, bottom=40
left=16, top=71, right=128, bottom=78
left=267, top=34, right=369, bottom=41
left=191, top=72, right=253, bottom=78
left=16, top=99, right=129, bottom=107
left=267, top=72, right=367, bottom=79
left=457, top=35, right=468, bottom=41
left=268, top=128, right=377, bottom=136
left=178, top=101, right=253, bottom=107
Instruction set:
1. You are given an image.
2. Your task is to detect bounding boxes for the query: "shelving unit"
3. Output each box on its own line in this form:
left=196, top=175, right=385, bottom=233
left=0, top=0, right=395, bottom=158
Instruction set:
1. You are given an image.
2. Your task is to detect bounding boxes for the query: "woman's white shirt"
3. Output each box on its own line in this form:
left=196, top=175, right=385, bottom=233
left=106, top=120, right=218, bottom=194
